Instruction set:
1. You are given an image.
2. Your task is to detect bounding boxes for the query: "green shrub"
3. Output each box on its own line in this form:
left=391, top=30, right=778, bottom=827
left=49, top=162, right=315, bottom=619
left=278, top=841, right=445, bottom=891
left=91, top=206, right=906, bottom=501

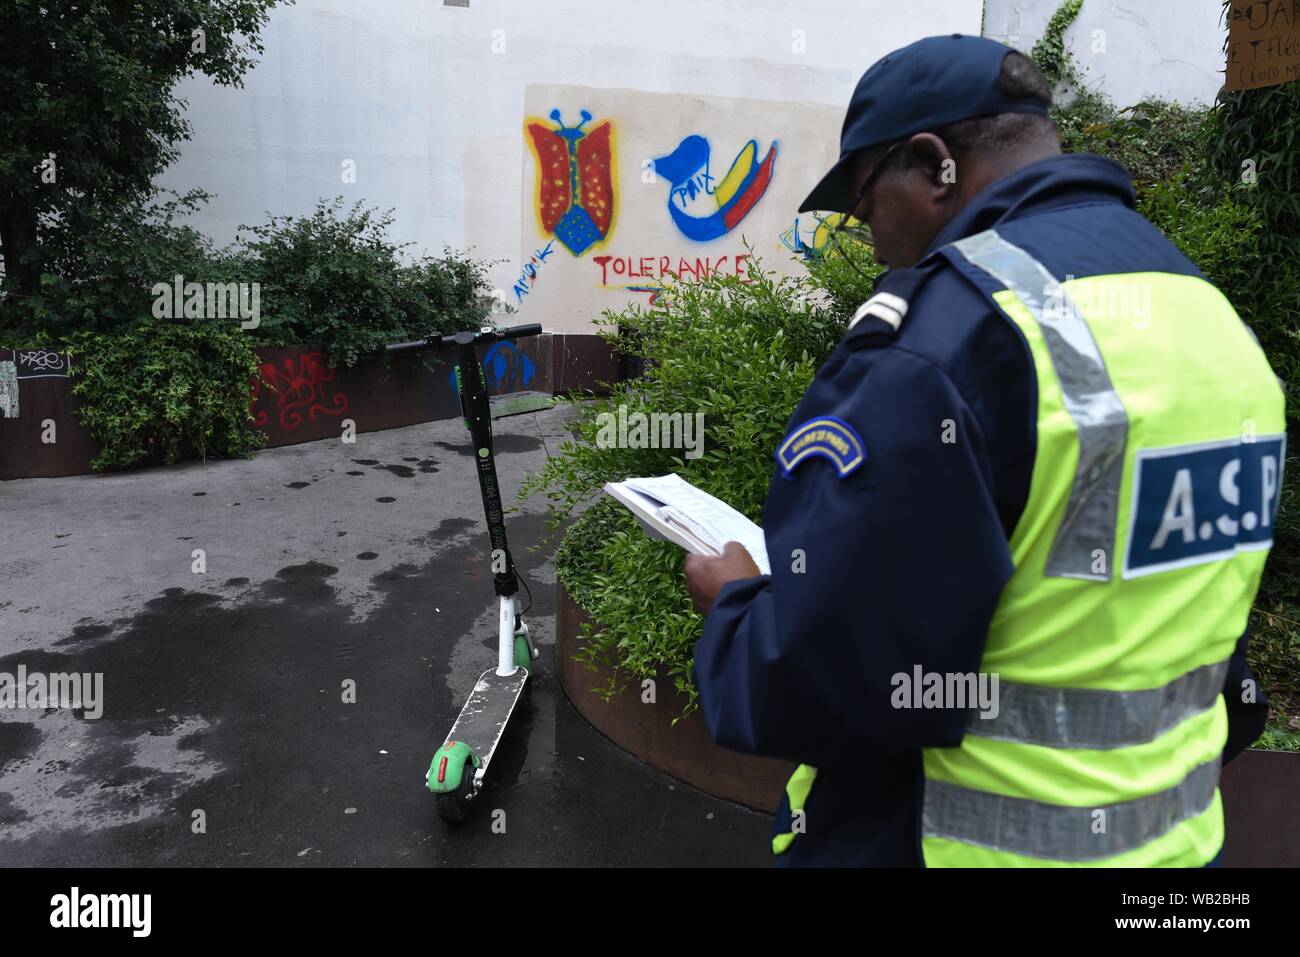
left=64, top=319, right=265, bottom=471
left=0, top=191, right=265, bottom=471
left=1137, top=169, right=1264, bottom=294
left=1032, top=0, right=1084, bottom=86
left=1054, top=91, right=1214, bottom=195
left=0, top=190, right=240, bottom=342
left=0, top=193, right=500, bottom=471
left=235, top=198, right=493, bottom=366
left=528, top=251, right=872, bottom=709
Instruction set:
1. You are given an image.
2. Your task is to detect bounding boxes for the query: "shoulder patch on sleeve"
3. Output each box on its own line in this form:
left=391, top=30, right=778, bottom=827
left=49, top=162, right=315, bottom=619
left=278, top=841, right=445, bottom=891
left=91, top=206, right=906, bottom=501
left=845, top=262, right=944, bottom=340
left=850, top=291, right=908, bottom=331
left=776, top=416, right=866, bottom=478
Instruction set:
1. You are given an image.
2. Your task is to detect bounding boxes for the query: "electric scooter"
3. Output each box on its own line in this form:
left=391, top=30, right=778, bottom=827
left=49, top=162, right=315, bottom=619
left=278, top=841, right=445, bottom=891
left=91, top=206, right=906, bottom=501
left=386, top=322, right=543, bottom=823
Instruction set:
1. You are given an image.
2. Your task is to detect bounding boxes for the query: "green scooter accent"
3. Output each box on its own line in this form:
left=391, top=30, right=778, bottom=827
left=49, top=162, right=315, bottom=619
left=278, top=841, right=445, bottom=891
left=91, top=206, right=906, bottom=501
left=514, top=634, right=533, bottom=673
left=454, top=361, right=487, bottom=433
left=427, top=740, right=479, bottom=795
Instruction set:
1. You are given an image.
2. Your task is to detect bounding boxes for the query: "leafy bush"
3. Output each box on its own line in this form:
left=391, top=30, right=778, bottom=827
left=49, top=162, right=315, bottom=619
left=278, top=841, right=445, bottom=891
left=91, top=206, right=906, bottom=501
left=235, top=199, right=493, bottom=366
left=1137, top=169, right=1263, bottom=294
left=0, top=190, right=240, bottom=342
left=528, top=247, right=875, bottom=709
left=0, top=190, right=267, bottom=471
left=1031, top=0, right=1084, bottom=86
left=1054, top=90, right=1214, bottom=194
left=63, top=319, right=265, bottom=471
left=0, top=193, right=500, bottom=471
left=1249, top=489, right=1300, bottom=744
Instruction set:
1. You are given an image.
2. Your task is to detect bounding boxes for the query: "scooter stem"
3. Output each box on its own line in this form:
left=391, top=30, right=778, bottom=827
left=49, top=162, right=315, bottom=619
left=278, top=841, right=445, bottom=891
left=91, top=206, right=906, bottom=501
left=455, top=340, right=519, bottom=600
left=497, top=595, right=516, bottom=677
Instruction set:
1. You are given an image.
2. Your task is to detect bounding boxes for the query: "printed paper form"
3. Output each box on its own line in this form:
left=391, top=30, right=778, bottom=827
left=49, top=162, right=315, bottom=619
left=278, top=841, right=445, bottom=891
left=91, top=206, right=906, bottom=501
left=607, top=473, right=771, bottom=575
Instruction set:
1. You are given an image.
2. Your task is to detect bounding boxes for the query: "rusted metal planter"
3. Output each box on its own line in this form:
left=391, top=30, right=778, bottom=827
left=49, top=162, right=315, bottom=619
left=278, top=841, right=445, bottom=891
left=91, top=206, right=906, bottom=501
left=0, top=334, right=618, bottom=479
left=555, top=581, right=795, bottom=813
left=1221, top=748, right=1300, bottom=866
left=0, top=348, right=101, bottom=478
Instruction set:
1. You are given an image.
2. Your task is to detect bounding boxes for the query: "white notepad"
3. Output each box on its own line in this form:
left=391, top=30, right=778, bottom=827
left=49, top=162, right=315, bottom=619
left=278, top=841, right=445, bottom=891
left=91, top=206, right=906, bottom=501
left=603, top=473, right=771, bottom=575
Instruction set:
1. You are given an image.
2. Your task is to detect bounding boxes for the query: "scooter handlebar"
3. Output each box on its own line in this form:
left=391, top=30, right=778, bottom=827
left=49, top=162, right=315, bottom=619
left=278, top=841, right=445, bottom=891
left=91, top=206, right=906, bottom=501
left=384, top=322, right=543, bottom=355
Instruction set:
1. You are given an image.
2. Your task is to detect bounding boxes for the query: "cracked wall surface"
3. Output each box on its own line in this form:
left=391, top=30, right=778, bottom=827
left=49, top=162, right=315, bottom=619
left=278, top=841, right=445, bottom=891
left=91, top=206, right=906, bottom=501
left=982, top=0, right=1228, bottom=106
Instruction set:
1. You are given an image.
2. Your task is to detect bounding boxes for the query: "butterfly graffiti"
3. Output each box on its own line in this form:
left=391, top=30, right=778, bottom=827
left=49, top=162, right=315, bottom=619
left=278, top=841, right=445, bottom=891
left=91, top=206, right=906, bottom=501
left=525, top=109, right=615, bottom=256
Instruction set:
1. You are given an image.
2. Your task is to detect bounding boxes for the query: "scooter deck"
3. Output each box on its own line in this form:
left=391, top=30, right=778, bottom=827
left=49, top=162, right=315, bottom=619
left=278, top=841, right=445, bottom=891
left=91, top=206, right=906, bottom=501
left=446, top=667, right=529, bottom=770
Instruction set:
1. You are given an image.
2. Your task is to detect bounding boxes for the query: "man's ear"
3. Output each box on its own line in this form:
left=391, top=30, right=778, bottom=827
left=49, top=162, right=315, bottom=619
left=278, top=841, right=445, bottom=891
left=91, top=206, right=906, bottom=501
left=907, top=133, right=958, bottom=200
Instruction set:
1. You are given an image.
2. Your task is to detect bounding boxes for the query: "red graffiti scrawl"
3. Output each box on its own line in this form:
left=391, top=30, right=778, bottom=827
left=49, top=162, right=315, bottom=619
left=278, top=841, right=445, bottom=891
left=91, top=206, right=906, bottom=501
left=250, top=351, right=349, bottom=431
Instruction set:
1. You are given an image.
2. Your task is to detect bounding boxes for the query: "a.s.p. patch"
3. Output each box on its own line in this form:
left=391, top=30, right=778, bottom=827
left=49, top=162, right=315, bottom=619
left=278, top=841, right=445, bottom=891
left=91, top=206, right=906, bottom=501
left=776, top=416, right=866, bottom=479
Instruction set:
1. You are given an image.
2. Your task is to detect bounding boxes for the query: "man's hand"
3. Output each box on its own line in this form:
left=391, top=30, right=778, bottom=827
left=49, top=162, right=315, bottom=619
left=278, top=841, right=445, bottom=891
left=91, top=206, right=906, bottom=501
left=684, top=541, right=763, bottom=616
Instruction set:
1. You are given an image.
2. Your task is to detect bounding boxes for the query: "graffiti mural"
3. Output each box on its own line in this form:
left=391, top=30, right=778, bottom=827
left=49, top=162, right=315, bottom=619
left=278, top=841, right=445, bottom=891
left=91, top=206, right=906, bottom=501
left=525, top=109, right=615, bottom=256
left=447, top=340, right=536, bottom=399
left=779, top=212, right=848, bottom=260
left=591, top=253, right=751, bottom=285
left=652, top=135, right=777, bottom=242
left=511, top=239, right=556, bottom=303
left=250, top=351, right=349, bottom=431
left=497, top=85, right=852, bottom=335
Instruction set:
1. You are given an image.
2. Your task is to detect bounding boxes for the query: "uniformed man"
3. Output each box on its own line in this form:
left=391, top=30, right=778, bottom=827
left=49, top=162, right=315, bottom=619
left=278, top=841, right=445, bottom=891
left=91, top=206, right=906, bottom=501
left=683, top=35, right=1283, bottom=867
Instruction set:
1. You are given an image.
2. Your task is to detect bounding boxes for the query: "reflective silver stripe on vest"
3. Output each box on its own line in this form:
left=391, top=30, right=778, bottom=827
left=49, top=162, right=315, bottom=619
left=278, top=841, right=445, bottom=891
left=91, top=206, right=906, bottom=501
left=923, top=757, right=1220, bottom=862
left=952, top=230, right=1129, bottom=581
left=966, top=660, right=1229, bottom=749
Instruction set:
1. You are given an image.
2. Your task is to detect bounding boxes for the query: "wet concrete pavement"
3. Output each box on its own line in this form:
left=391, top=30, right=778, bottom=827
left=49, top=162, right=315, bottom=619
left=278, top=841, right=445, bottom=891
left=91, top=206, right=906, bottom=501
left=0, top=406, right=772, bottom=866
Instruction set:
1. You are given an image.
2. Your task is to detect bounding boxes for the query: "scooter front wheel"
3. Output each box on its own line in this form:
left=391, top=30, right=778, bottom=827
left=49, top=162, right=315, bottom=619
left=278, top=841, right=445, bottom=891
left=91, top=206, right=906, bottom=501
left=436, top=763, right=477, bottom=824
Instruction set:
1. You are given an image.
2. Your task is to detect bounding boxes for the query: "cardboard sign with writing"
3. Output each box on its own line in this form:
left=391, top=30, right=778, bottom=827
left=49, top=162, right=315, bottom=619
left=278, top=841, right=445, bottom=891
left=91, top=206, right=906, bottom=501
left=1226, top=0, right=1300, bottom=91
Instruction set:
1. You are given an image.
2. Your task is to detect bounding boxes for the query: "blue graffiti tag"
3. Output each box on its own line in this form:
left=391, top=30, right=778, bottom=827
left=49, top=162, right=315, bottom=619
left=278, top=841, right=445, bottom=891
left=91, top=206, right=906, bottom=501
left=447, top=340, right=537, bottom=397
left=651, top=134, right=777, bottom=242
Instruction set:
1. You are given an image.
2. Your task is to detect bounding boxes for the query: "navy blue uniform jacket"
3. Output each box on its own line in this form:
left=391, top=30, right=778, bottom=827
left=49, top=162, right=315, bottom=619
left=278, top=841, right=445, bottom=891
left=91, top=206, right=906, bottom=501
left=691, top=153, right=1270, bottom=867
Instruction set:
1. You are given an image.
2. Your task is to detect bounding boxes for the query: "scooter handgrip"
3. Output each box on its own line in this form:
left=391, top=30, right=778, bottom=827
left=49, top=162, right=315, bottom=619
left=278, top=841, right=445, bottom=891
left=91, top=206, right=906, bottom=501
left=385, top=339, right=434, bottom=355
left=499, top=323, right=543, bottom=340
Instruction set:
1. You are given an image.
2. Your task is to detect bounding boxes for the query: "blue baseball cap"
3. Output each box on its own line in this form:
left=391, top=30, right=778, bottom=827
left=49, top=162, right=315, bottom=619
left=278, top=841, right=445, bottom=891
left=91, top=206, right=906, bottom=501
left=800, top=35, right=1050, bottom=213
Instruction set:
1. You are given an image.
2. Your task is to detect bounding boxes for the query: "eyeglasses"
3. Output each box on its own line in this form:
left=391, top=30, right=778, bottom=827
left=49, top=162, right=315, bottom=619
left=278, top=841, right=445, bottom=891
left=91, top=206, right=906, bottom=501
left=820, top=141, right=903, bottom=283
left=849, top=141, right=904, bottom=225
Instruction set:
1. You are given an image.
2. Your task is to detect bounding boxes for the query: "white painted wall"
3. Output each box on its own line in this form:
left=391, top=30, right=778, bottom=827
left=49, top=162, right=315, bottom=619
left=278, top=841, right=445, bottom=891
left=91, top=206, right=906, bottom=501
left=161, top=1, right=1232, bottom=336
left=982, top=0, right=1230, bottom=107
left=158, top=0, right=985, bottom=332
